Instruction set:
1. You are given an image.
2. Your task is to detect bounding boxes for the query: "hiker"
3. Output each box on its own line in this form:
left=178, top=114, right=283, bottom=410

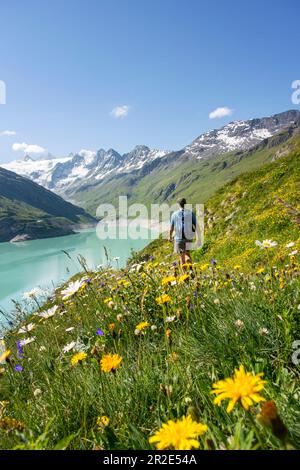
left=169, top=198, right=198, bottom=269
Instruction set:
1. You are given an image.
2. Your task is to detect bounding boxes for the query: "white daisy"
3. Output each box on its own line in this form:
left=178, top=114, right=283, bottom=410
left=19, top=337, right=36, bottom=347
left=62, top=341, right=76, bottom=353
left=61, top=280, right=83, bottom=300
left=18, top=323, right=35, bottom=334
left=23, top=287, right=42, bottom=300
left=255, top=239, right=278, bottom=249
left=165, top=316, right=176, bottom=323
left=289, top=250, right=298, bottom=257
left=65, top=327, right=75, bottom=332
left=39, top=305, right=58, bottom=319
left=286, top=242, right=295, bottom=248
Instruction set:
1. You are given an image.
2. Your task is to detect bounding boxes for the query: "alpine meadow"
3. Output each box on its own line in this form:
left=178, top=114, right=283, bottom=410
left=0, top=0, right=300, bottom=456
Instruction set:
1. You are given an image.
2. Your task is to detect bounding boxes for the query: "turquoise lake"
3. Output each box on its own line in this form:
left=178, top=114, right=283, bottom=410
left=0, top=228, right=153, bottom=320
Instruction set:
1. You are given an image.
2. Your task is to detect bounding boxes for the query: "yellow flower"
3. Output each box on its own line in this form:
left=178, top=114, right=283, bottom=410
left=100, top=354, right=122, bottom=373
left=211, top=365, right=266, bottom=413
left=178, top=274, right=189, bottom=283
left=104, top=297, right=113, bottom=304
left=97, top=415, right=110, bottom=428
left=156, top=294, right=171, bottom=305
left=0, top=350, right=11, bottom=364
left=149, top=415, right=208, bottom=450
left=135, top=321, right=150, bottom=331
left=234, top=265, right=241, bottom=270
left=256, top=267, right=265, bottom=274
left=161, top=276, right=176, bottom=286
left=108, top=323, right=116, bottom=331
left=71, top=351, right=87, bottom=366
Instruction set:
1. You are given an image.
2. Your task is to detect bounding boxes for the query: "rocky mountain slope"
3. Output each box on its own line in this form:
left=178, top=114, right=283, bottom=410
left=0, top=167, right=96, bottom=243
left=71, top=111, right=300, bottom=214
left=2, top=110, right=299, bottom=205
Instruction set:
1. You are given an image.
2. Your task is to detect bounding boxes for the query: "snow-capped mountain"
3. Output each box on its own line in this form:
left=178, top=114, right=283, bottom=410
left=1, top=110, right=299, bottom=195
left=1, top=146, right=170, bottom=194
left=184, top=110, right=300, bottom=159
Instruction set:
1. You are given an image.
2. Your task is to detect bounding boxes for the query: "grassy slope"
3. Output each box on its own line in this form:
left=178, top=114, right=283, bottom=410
left=0, top=146, right=299, bottom=450
left=136, top=137, right=300, bottom=270
left=73, top=128, right=298, bottom=215
left=0, top=167, right=96, bottom=242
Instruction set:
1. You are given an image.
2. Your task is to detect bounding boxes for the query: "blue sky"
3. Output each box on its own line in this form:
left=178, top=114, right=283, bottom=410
left=0, top=0, right=299, bottom=163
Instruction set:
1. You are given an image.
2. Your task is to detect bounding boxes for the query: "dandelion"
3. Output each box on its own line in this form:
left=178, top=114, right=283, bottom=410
left=166, top=329, right=171, bottom=338
left=108, top=323, right=116, bottom=331
left=161, top=276, right=177, bottom=286
left=156, top=294, right=171, bottom=305
left=71, top=352, right=87, bottom=366
left=256, top=267, right=265, bottom=274
left=135, top=321, right=150, bottom=332
left=63, top=341, right=76, bottom=353
left=18, top=323, right=35, bottom=334
left=149, top=415, right=208, bottom=450
left=257, top=401, right=288, bottom=441
left=178, top=274, right=189, bottom=283
left=0, top=350, right=11, bottom=364
left=255, top=240, right=278, bottom=249
left=100, top=354, right=122, bottom=373
left=97, top=415, right=110, bottom=428
left=61, top=280, right=83, bottom=300
left=211, top=365, right=266, bottom=412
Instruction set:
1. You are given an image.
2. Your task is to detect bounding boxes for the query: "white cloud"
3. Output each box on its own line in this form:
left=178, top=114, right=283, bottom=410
left=0, top=130, right=16, bottom=136
left=12, top=142, right=47, bottom=155
left=110, top=105, right=130, bottom=119
left=209, top=107, right=234, bottom=119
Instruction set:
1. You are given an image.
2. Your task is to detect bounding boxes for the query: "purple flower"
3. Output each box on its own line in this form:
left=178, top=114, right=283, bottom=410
left=150, top=255, right=154, bottom=261
left=99, top=282, right=106, bottom=288
left=14, top=365, right=23, bottom=372
left=193, top=291, right=198, bottom=298
left=85, top=278, right=91, bottom=284
left=17, top=341, right=24, bottom=359
left=172, top=261, right=177, bottom=267
left=210, top=258, right=217, bottom=266
left=96, top=329, right=104, bottom=336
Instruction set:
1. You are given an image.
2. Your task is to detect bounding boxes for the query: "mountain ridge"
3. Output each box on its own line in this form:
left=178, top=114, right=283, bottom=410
left=0, top=167, right=96, bottom=243
left=2, top=110, right=299, bottom=199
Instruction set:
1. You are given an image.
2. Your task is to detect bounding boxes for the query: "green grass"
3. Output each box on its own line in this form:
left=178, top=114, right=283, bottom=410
left=0, top=143, right=299, bottom=450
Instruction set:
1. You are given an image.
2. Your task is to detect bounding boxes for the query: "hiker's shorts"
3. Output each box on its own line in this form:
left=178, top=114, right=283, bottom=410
left=174, top=240, right=193, bottom=254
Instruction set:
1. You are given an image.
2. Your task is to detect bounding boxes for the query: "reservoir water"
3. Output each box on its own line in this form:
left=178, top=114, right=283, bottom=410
left=0, top=228, right=152, bottom=319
